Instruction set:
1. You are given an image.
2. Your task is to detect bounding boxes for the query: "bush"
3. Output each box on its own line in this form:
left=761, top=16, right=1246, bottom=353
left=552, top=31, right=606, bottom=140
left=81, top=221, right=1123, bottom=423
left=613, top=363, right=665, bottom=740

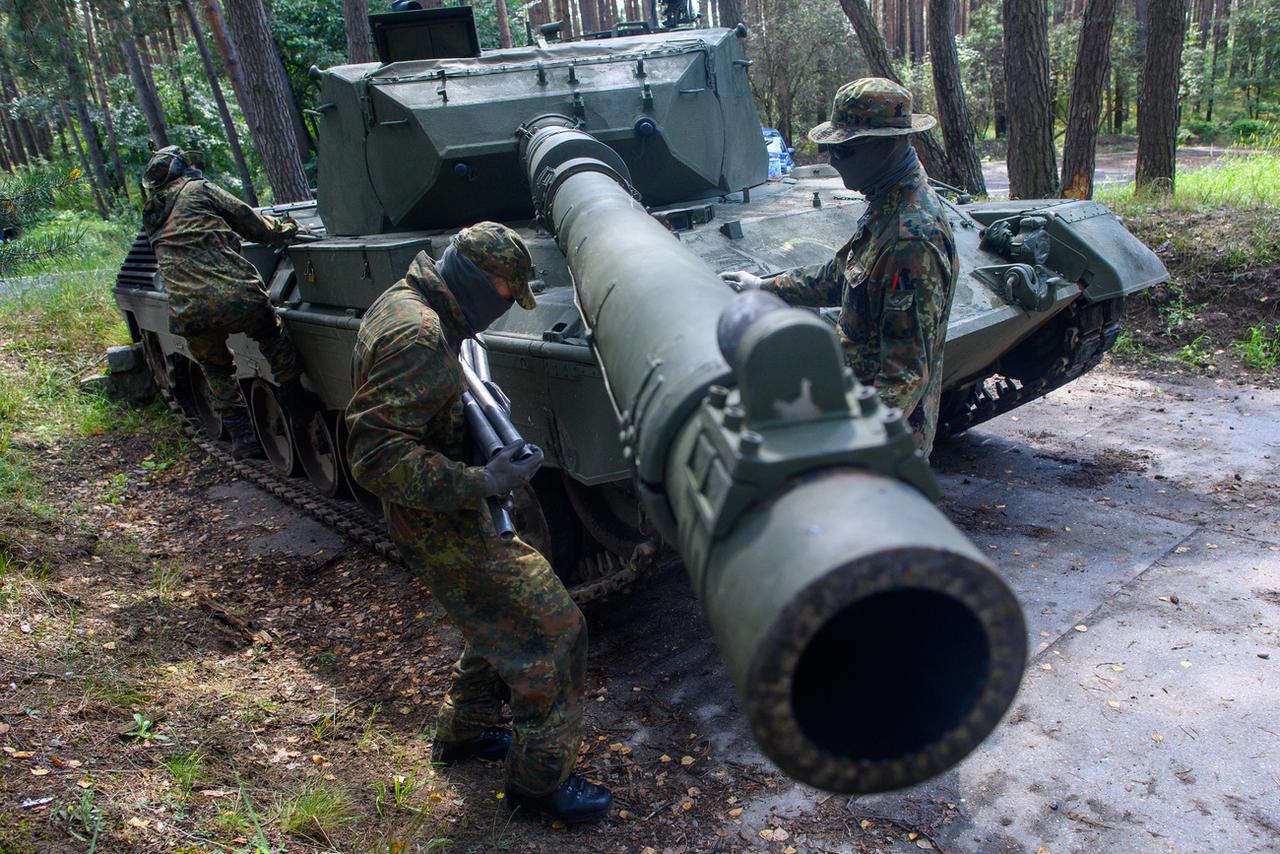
left=1183, top=119, right=1222, bottom=144
left=1227, top=118, right=1273, bottom=145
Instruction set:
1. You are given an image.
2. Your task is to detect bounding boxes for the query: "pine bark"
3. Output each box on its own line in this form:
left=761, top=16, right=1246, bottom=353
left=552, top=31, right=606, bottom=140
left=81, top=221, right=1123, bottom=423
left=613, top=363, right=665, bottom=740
left=181, top=0, right=258, bottom=205
left=0, top=67, right=40, bottom=163
left=201, top=0, right=258, bottom=133
left=220, top=0, right=312, bottom=202
left=83, top=0, right=128, bottom=196
left=60, top=25, right=114, bottom=205
left=496, top=0, right=513, bottom=48
left=835, top=0, right=962, bottom=185
left=0, top=68, right=28, bottom=168
left=928, top=0, right=987, bottom=194
left=1060, top=0, right=1121, bottom=198
left=1135, top=0, right=1187, bottom=192
left=717, top=0, right=743, bottom=26
left=342, top=0, right=377, bottom=63
left=61, top=101, right=109, bottom=218
left=1003, top=0, right=1059, bottom=197
left=910, top=0, right=925, bottom=62
left=105, top=1, right=170, bottom=148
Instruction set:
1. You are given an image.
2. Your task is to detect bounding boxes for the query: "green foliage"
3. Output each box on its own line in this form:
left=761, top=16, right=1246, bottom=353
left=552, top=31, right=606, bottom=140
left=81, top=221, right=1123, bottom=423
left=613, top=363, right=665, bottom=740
left=1177, top=333, right=1215, bottom=368
left=162, top=750, right=207, bottom=795
left=0, top=168, right=90, bottom=278
left=1232, top=324, right=1280, bottom=369
left=125, top=712, right=170, bottom=742
left=1097, top=150, right=1280, bottom=211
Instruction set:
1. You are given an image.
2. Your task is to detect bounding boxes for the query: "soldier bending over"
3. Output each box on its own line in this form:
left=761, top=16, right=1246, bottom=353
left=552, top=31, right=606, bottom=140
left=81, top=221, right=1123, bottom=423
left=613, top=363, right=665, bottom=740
left=344, top=222, right=613, bottom=823
left=722, top=78, right=958, bottom=458
left=141, top=146, right=316, bottom=459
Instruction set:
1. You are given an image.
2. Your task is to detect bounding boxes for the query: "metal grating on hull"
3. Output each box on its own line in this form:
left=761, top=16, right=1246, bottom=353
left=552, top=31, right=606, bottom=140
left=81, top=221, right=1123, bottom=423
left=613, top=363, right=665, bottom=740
left=116, top=231, right=158, bottom=289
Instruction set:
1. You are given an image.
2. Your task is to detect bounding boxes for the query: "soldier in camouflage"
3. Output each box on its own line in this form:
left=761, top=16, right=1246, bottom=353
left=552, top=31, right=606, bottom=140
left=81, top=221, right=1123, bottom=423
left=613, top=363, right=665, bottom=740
left=722, top=78, right=957, bottom=457
left=344, top=222, right=613, bottom=824
left=141, top=146, right=316, bottom=458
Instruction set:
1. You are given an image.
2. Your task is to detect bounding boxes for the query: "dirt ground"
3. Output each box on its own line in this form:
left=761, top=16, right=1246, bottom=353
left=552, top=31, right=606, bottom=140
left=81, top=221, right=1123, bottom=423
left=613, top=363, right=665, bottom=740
left=3, top=356, right=1277, bottom=853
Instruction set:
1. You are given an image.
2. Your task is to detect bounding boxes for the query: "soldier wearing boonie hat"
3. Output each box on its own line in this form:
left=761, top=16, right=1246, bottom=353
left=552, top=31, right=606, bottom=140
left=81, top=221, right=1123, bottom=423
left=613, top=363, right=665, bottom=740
left=721, top=78, right=958, bottom=458
left=345, top=222, right=613, bottom=824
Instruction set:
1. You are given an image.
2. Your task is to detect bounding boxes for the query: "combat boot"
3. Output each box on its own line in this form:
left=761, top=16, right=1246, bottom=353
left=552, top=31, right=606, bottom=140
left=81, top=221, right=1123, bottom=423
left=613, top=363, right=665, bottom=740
left=505, top=773, right=613, bottom=823
left=223, top=414, right=264, bottom=460
left=431, top=728, right=512, bottom=765
left=275, top=378, right=323, bottom=426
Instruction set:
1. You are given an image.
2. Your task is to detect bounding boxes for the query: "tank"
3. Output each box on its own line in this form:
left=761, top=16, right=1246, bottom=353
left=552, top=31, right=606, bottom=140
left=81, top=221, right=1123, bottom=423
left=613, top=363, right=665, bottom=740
left=113, top=11, right=1166, bottom=793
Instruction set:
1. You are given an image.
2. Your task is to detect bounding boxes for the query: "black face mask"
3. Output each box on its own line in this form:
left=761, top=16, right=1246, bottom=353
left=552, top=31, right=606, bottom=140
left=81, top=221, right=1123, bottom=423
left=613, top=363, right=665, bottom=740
left=438, top=245, right=514, bottom=337
left=828, top=136, right=918, bottom=205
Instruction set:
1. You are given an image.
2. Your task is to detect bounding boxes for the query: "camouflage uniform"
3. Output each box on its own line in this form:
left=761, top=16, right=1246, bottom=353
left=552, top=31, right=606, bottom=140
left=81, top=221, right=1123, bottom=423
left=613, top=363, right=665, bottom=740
left=766, top=172, right=956, bottom=456
left=345, top=230, right=586, bottom=797
left=142, top=150, right=301, bottom=419
left=767, top=79, right=957, bottom=457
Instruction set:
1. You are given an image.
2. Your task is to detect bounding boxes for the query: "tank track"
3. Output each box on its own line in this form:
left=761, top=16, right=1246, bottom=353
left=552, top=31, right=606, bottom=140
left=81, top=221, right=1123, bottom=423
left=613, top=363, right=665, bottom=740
left=157, top=388, right=660, bottom=605
left=940, top=297, right=1125, bottom=435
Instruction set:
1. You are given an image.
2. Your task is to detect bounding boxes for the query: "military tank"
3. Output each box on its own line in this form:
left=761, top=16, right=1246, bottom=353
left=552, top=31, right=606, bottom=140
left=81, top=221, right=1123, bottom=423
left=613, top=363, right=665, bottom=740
left=113, top=8, right=1165, bottom=793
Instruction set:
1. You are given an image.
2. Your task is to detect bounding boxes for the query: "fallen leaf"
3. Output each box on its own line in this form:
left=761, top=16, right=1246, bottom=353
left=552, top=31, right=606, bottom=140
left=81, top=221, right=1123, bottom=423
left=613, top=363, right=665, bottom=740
left=680, top=755, right=695, bottom=766
left=1074, top=625, right=1088, bottom=633
left=1107, top=700, right=1121, bottom=710
left=200, top=790, right=235, bottom=798
left=310, top=754, right=326, bottom=765
left=1152, top=733, right=1164, bottom=743
left=618, top=809, right=630, bottom=819
left=659, top=754, right=672, bottom=763
left=909, top=832, right=919, bottom=841
left=30, top=768, right=50, bottom=776
left=1181, top=660, right=1193, bottom=668
left=1037, top=848, right=1051, bottom=854
left=19, top=623, right=31, bottom=634
left=681, top=801, right=693, bottom=811
left=1040, top=663, right=1053, bottom=671
left=860, top=819, right=874, bottom=830
left=0, top=723, right=9, bottom=735
left=728, top=807, right=743, bottom=816
left=1111, top=665, right=1125, bottom=672
left=127, top=817, right=148, bottom=829
left=102, top=642, right=116, bottom=650
left=66, top=759, right=82, bottom=768
left=785, top=848, right=798, bottom=854
left=77, top=778, right=93, bottom=789
left=917, top=841, right=934, bottom=850
left=7, top=749, right=32, bottom=759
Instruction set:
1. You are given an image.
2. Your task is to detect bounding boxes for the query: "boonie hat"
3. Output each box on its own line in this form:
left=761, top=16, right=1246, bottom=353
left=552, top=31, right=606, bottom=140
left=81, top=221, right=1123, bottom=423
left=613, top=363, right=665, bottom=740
left=808, top=78, right=937, bottom=145
left=452, top=222, right=536, bottom=310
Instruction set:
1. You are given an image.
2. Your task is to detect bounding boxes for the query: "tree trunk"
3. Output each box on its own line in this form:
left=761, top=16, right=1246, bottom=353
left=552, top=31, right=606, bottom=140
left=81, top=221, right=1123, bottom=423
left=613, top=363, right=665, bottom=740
left=221, top=0, right=312, bottom=202
left=1060, top=0, right=1120, bottom=198
left=835, top=0, right=961, bottom=185
left=342, top=0, right=377, bottom=62
left=61, top=101, right=109, bottom=218
left=928, top=0, right=987, bottom=194
left=717, top=0, right=743, bottom=26
left=579, top=0, right=600, bottom=34
left=496, top=0, right=513, bottom=48
left=1003, top=0, right=1059, bottom=197
left=83, top=0, right=129, bottom=196
left=56, top=22, right=115, bottom=204
left=0, top=69, right=28, bottom=168
left=181, top=0, right=258, bottom=205
left=0, top=67, right=40, bottom=163
left=910, top=0, right=924, bottom=62
left=201, top=0, right=259, bottom=133
left=105, top=1, right=170, bottom=148
left=1135, top=0, right=1186, bottom=192
left=598, top=0, right=616, bottom=30
left=163, top=5, right=196, bottom=124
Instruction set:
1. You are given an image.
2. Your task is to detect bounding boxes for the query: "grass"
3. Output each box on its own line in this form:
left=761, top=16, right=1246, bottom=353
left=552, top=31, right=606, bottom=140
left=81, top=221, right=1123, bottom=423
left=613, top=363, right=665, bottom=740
left=1096, top=149, right=1280, bottom=214
left=162, top=751, right=207, bottom=796
left=275, top=779, right=356, bottom=846
left=1232, top=323, right=1280, bottom=369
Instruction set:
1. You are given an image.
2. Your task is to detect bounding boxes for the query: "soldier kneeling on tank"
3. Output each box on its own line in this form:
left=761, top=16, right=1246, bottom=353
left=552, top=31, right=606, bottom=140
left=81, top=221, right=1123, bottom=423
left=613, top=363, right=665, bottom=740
left=721, top=78, right=958, bottom=459
left=344, top=222, right=613, bottom=824
left=141, top=146, right=320, bottom=459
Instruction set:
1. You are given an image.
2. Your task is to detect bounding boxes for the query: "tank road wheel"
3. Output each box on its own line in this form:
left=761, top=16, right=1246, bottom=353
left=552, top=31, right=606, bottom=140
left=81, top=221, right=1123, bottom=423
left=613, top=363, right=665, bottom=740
left=295, top=410, right=349, bottom=498
left=182, top=359, right=225, bottom=440
left=335, top=414, right=384, bottom=516
left=248, top=379, right=300, bottom=476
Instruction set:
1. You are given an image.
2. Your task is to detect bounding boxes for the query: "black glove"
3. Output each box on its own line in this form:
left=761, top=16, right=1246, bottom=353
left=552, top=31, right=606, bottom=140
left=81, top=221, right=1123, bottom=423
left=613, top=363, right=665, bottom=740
left=483, top=441, right=544, bottom=496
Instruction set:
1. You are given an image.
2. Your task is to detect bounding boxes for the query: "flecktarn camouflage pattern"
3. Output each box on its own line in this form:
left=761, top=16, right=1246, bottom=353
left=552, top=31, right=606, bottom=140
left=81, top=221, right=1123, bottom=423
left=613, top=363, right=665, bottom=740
left=808, top=77, right=937, bottom=143
left=143, top=174, right=300, bottom=417
left=452, top=221, right=537, bottom=309
left=766, top=168, right=956, bottom=457
left=344, top=252, right=585, bottom=796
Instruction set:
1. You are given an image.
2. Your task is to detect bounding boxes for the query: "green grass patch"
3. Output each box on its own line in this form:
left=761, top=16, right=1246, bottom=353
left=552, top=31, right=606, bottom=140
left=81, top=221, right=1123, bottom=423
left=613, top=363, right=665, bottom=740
left=162, top=750, right=207, bottom=796
left=1232, top=323, right=1280, bottom=370
left=275, top=779, right=356, bottom=846
left=1097, top=150, right=1280, bottom=213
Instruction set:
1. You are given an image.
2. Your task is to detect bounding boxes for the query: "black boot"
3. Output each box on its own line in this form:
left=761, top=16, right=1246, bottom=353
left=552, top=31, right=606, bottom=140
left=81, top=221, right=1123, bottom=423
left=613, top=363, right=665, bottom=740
left=223, top=414, right=264, bottom=460
left=505, top=774, right=613, bottom=823
left=432, top=728, right=512, bottom=765
left=275, top=378, right=322, bottom=426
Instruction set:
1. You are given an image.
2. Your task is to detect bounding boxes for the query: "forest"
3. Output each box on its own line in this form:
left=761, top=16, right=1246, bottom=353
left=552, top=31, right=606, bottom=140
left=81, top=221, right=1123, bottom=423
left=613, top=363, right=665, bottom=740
left=0, top=0, right=1276, bottom=220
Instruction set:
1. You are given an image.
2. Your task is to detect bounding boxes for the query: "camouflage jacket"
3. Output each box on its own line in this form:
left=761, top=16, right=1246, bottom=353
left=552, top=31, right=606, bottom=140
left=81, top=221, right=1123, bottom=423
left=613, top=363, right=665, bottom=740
left=765, top=168, right=957, bottom=455
left=345, top=252, right=488, bottom=514
left=143, top=177, right=296, bottom=333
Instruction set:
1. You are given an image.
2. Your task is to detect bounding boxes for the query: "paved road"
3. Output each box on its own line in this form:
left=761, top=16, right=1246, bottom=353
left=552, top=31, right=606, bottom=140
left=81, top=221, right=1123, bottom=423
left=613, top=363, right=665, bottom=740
left=588, top=365, right=1279, bottom=852
left=981, top=147, right=1250, bottom=196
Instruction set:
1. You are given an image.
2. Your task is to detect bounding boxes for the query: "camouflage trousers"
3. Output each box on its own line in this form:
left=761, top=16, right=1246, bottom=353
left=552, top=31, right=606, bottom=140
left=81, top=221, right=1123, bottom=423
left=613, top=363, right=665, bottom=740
left=176, top=294, right=301, bottom=420
left=386, top=503, right=586, bottom=796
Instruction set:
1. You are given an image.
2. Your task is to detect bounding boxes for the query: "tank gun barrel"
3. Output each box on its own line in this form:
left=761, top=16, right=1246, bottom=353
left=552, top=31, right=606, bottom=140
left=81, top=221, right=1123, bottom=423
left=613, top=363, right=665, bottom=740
left=521, top=120, right=1028, bottom=793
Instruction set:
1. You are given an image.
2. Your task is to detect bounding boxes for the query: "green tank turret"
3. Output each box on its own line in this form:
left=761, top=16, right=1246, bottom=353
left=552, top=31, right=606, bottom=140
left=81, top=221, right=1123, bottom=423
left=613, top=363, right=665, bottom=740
left=114, top=8, right=1166, bottom=793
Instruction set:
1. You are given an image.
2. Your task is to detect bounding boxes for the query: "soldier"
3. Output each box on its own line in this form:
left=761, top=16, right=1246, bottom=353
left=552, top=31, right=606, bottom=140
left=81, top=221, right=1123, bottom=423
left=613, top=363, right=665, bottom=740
left=141, top=145, right=316, bottom=459
left=344, top=222, right=613, bottom=823
left=722, top=78, right=957, bottom=458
